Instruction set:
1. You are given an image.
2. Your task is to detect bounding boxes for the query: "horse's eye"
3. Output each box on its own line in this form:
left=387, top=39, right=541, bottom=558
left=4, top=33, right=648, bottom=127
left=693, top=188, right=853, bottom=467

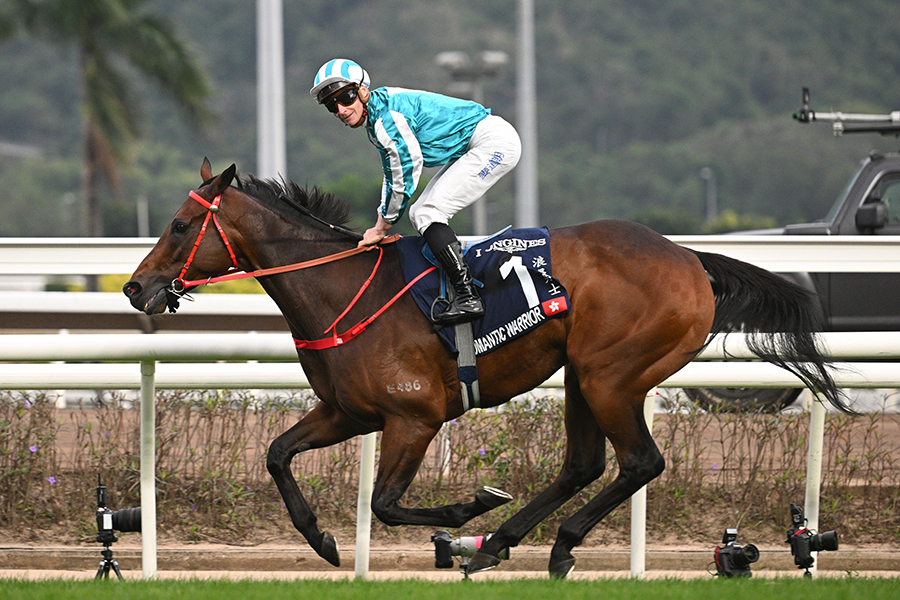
left=172, top=220, right=190, bottom=234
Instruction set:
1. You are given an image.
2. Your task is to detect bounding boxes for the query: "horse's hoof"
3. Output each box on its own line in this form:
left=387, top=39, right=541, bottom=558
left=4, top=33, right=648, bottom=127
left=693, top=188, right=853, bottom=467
left=548, top=557, right=576, bottom=580
left=466, top=551, right=501, bottom=575
left=319, top=532, right=341, bottom=567
left=475, top=486, right=513, bottom=510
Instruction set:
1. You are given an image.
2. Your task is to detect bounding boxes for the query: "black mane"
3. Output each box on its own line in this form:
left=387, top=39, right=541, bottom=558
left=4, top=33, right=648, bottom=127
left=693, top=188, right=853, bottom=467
left=237, top=174, right=355, bottom=233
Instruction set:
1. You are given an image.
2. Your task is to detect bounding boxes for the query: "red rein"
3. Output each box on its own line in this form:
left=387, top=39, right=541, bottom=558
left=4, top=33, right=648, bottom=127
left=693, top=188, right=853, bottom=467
left=294, top=264, right=434, bottom=350
left=175, top=190, right=432, bottom=350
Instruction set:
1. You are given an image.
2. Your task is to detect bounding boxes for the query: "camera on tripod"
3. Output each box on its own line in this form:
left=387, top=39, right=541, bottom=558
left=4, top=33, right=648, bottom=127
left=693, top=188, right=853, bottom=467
left=713, top=528, right=759, bottom=578
left=95, top=477, right=142, bottom=546
left=94, top=476, right=142, bottom=580
left=786, top=503, right=838, bottom=574
left=431, top=530, right=509, bottom=569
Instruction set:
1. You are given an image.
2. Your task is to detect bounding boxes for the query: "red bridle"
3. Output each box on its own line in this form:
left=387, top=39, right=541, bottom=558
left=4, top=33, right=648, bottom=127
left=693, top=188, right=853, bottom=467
left=166, top=188, right=434, bottom=350
left=170, top=190, right=240, bottom=295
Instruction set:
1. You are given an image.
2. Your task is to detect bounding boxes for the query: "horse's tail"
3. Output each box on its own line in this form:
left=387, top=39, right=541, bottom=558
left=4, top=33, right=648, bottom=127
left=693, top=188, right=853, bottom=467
left=691, top=250, right=852, bottom=414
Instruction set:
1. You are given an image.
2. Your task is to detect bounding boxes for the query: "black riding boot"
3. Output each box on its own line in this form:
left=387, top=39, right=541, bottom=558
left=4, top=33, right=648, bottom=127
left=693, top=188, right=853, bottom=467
left=423, top=224, right=484, bottom=325
left=433, top=241, right=484, bottom=324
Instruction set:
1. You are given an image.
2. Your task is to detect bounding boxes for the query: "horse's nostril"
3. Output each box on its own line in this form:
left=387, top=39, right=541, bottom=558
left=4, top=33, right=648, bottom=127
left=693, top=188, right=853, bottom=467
left=123, top=281, right=141, bottom=297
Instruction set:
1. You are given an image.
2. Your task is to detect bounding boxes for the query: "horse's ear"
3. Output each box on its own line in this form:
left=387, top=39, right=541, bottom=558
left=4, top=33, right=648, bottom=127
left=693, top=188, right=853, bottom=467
left=221, top=163, right=237, bottom=188
left=200, top=157, right=213, bottom=181
left=208, top=163, right=237, bottom=197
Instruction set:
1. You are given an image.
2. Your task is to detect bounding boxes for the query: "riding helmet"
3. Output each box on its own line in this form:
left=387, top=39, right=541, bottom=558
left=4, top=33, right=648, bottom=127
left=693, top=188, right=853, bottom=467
left=310, top=59, right=370, bottom=103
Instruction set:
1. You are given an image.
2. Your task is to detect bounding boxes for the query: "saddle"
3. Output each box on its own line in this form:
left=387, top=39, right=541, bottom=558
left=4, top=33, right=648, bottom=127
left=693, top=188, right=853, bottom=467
left=397, top=227, right=570, bottom=357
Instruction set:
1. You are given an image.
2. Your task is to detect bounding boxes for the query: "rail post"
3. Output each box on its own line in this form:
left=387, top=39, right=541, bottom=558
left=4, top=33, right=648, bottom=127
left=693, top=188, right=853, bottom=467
left=803, top=395, right=827, bottom=577
left=630, top=389, right=657, bottom=578
left=355, top=432, right=377, bottom=578
left=140, top=360, right=158, bottom=579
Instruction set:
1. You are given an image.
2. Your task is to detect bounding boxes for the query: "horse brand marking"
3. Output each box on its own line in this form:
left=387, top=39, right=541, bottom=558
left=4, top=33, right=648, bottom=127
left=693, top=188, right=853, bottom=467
left=387, top=380, right=422, bottom=394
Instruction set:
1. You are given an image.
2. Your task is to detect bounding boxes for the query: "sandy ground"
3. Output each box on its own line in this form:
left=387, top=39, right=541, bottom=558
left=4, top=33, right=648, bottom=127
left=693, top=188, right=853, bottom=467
left=2, top=540, right=899, bottom=581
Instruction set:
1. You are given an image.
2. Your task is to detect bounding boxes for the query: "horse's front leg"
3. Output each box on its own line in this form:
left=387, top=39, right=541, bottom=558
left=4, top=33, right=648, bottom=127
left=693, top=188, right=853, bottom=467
left=266, top=401, right=370, bottom=566
left=369, top=416, right=512, bottom=527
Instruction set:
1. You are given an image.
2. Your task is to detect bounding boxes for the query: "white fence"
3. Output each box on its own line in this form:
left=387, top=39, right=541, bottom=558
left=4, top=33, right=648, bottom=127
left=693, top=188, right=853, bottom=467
left=1, top=236, right=900, bottom=579
left=3, top=235, right=900, bottom=274
left=0, top=332, right=899, bottom=579
left=2, top=235, right=900, bottom=333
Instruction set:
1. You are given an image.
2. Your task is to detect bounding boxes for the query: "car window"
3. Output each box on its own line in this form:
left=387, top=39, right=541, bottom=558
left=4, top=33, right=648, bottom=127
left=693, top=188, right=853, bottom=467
left=879, top=180, right=900, bottom=223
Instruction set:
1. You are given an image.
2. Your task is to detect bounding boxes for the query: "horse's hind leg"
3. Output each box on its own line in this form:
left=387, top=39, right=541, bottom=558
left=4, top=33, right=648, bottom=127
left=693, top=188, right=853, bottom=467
left=547, top=390, right=664, bottom=578
left=466, top=368, right=609, bottom=573
left=266, top=401, right=371, bottom=566
left=368, top=415, right=512, bottom=527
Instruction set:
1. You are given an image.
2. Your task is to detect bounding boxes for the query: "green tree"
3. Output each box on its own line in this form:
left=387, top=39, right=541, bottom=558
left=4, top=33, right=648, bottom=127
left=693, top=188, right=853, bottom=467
left=702, top=210, right=776, bottom=234
left=0, top=0, right=211, bottom=248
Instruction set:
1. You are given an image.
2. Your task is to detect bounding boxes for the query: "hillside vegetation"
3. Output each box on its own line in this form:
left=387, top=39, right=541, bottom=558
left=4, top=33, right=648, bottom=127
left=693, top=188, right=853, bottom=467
left=2, top=0, right=900, bottom=237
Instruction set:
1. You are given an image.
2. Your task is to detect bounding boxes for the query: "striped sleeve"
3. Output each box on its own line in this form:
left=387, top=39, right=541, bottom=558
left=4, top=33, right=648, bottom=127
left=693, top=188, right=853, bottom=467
left=374, top=111, right=423, bottom=223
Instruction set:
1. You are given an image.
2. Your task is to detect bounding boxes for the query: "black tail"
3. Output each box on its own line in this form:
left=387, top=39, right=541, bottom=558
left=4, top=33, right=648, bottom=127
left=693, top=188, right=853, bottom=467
left=692, top=250, right=852, bottom=414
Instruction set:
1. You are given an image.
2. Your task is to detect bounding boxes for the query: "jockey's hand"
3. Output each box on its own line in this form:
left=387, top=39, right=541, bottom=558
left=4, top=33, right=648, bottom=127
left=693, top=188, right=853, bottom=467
left=358, top=215, right=393, bottom=248
left=358, top=228, right=386, bottom=247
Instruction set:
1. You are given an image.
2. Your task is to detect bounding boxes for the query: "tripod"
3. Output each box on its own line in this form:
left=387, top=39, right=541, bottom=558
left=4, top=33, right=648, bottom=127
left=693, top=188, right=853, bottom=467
left=95, top=544, right=123, bottom=580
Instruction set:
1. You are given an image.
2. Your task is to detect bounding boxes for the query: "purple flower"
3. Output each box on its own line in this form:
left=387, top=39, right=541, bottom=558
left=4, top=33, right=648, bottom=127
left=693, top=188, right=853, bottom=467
left=479, top=448, right=486, bottom=456
left=48, top=477, right=56, bottom=484
left=29, top=446, right=38, bottom=453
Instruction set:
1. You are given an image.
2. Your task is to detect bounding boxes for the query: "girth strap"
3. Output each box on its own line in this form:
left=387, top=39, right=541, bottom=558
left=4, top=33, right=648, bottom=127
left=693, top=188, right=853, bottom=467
left=454, top=321, right=480, bottom=411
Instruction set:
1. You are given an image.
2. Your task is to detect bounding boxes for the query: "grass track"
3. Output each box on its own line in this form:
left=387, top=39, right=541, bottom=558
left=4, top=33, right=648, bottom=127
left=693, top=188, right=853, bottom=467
left=1, top=577, right=899, bottom=600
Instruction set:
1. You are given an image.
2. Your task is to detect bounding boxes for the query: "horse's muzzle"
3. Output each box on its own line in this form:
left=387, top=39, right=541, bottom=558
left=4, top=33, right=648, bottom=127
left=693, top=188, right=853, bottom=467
left=123, top=280, right=170, bottom=315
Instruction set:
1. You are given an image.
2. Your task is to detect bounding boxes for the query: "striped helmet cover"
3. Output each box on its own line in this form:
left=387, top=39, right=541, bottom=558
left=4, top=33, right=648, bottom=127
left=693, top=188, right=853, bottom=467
left=310, top=59, right=371, bottom=99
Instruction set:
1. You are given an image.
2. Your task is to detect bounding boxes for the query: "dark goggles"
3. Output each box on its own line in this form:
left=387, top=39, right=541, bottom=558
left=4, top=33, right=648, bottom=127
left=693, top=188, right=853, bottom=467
left=321, top=84, right=359, bottom=113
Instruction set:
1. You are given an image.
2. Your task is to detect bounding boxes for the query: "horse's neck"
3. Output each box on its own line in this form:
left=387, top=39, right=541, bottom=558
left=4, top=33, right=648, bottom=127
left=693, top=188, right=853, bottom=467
left=247, top=234, right=360, bottom=338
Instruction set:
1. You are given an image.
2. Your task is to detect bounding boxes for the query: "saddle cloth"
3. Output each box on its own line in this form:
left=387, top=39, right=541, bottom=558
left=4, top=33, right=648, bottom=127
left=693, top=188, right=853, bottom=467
left=396, top=227, right=570, bottom=356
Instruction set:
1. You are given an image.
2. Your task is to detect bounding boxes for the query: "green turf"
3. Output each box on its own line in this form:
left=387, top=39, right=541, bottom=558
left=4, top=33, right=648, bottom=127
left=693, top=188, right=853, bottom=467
left=1, top=576, right=898, bottom=600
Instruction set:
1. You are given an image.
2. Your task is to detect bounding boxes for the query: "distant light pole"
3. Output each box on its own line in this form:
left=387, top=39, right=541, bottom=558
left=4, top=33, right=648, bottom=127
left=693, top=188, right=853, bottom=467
left=256, top=0, right=286, bottom=180
left=516, top=0, right=539, bottom=228
left=699, top=166, right=718, bottom=222
left=435, top=50, right=509, bottom=235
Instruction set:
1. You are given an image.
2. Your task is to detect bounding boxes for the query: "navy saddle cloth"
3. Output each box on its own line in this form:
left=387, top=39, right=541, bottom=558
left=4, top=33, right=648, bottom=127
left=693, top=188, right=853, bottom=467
left=396, top=227, right=570, bottom=356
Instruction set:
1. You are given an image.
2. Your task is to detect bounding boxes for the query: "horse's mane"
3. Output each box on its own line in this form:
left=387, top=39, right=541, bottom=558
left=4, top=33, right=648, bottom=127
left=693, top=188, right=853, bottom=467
left=237, top=174, right=355, bottom=233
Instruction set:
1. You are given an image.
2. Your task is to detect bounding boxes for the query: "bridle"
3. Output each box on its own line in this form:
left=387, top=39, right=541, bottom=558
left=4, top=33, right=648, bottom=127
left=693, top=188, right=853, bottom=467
left=169, top=189, right=371, bottom=300
left=169, top=190, right=239, bottom=298
left=165, top=188, right=434, bottom=349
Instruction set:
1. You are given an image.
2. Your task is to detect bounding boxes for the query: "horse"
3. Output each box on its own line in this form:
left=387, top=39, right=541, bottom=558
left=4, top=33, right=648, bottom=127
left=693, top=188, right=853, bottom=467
left=124, top=159, right=849, bottom=578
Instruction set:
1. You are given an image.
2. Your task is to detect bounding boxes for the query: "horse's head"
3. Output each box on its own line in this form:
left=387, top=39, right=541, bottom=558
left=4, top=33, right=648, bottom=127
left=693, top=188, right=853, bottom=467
left=123, top=158, right=244, bottom=315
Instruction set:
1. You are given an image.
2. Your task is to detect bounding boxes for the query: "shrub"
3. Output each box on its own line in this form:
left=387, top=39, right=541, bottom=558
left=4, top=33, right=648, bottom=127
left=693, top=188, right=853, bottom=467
left=0, top=390, right=897, bottom=546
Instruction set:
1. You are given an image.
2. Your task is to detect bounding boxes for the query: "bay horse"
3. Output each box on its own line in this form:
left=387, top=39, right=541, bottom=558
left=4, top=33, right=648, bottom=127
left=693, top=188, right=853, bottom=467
left=124, top=159, right=848, bottom=578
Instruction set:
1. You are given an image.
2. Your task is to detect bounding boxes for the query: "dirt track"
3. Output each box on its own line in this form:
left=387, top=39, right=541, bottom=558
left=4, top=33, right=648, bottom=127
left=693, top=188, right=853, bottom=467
left=2, top=541, right=899, bottom=580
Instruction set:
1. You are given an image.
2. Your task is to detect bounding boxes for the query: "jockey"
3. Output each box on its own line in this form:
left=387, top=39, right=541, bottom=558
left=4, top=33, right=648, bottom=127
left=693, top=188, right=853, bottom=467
left=310, top=58, right=522, bottom=325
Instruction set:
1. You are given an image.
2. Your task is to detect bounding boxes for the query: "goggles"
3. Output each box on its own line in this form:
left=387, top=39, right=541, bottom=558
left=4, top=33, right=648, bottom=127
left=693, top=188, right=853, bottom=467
left=321, top=84, right=360, bottom=113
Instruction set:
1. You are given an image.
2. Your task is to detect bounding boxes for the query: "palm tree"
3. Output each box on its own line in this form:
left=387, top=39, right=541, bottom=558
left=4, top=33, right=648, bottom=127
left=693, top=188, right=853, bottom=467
left=1, top=0, right=211, bottom=246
